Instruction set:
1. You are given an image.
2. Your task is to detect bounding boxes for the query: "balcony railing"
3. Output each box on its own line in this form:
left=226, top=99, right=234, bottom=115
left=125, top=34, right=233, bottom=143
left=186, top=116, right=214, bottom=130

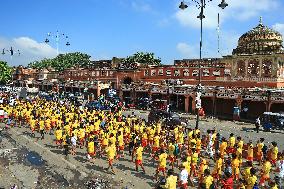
left=231, top=77, right=282, bottom=82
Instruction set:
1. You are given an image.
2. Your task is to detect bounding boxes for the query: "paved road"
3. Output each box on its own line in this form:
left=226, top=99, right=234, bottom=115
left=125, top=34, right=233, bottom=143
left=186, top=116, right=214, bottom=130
left=0, top=110, right=284, bottom=189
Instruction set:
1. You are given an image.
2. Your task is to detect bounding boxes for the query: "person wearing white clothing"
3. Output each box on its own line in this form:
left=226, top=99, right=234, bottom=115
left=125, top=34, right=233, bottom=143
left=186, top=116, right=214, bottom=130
left=179, top=164, right=188, bottom=189
left=70, top=134, right=77, bottom=155
left=206, top=131, right=214, bottom=159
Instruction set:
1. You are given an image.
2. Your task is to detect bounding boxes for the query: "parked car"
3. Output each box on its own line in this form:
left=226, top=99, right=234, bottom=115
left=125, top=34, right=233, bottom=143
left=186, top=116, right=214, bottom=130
left=124, top=97, right=135, bottom=109
left=85, top=101, right=108, bottom=110
left=260, top=112, right=284, bottom=130
left=136, top=97, right=150, bottom=110
left=148, top=109, right=181, bottom=129
left=150, top=99, right=167, bottom=110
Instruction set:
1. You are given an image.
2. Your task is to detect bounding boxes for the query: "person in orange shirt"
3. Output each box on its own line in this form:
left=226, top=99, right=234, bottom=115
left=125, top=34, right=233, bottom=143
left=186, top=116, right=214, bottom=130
left=155, top=149, right=168, bottom=180
left=247, top=141, right=254, bottom=164
left=141, top=132, right=148, bottom=149
left=133, top=142, right=146, bottom=173
left=198, top=157, right=208, bottom=184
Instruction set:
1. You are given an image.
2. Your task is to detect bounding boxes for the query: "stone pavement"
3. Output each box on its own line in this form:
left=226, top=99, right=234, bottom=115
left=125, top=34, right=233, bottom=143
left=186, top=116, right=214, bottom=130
left=0, top=113, right=284, bottom=189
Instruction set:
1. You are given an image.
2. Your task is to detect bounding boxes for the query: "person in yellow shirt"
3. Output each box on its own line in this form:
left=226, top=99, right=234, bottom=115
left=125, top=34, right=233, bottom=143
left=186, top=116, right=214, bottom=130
left=30, top=118, right=36, bottom=137
left=270, top=141, right=278, bottom=166
left=213, top=153, right=223, bottom=181
left=246, top=168, right=257, bottom=189
left=168, top=141, right=176, bottom=170
left=152, top=134, right=160, bottom=158
left=201, top=169, right=214, bottom=189
left=241, top=161, right=253, bottom=182
left=39, top=118, right=45, bottom=140
left=232, top=153, right=240, bottom=180
left=189, top=135, right=197, bottom=151
left=105, top=141, right=116, bottom=174
left=177, top=129, right=184, bottom=151
left=101, top=132, right=109, bottom=156
left=94, top=120, right=100, bottom=135
left=155, top=149, right=168, bottom=180
left=190, top=148, right=199, bottom=177
left=268, top=180, right=279, bottom=189
left=116, top=131, right=124, bottom=159
left=237, top=179, right=246, bottom=189
left=55, top=127, right=63, bottom=146
left=148, top=126, right=155, bottom=147
left=163, top=169, right=177, bottom=189
left=219, top=137, right=227, bottom=159
left=181, top=156, right=191, bottom=182
left=87, top=138, right=95, bottom=161
left=237, top=136, right=244, bottom=150
left=133, top=142, right=145, bottom=173
left=108, top=133, right=116, bottom=148
left=236, top=145, right=243, bottom=168
left=196, top=134, right=202, bottom=155
left=78, top=127, right=85, bottom=148
left=198, top=158, right=208, bottom=183
left=228, top=133, right=235, bottom=154
left=45, top=118, right=51, bottom=134
left=259, top=157, right=272, bottom=186
left=256, top=138, right=264, bottom=165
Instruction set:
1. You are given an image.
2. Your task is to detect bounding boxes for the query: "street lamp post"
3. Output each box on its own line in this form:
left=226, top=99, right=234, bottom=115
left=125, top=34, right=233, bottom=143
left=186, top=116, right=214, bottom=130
left=179, top=0, right=228, bottom=128
left=44, top=31, right=70, bottom=98
left=44, top=30, right=70, bottom=55
left=2, top=47, right=21, bottom=88
left=2, top=47, right=21, bottom=57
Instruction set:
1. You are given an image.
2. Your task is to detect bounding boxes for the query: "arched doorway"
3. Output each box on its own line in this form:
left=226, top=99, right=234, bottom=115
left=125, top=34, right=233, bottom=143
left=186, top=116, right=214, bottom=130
left=215, top=98, right=236, bottom=118
left=201, top=97, right=213, bottom=115
left=123, top=77, right=133, bottom=85
left=270, top=103, right=284, bottom=113
left=187, top=96, right=193, bottom=113
left=242, top=100, right=266, bottom=120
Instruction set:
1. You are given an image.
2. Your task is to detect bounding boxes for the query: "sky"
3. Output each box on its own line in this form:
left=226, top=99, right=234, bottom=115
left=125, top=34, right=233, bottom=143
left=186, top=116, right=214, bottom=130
left=0, top=0, right=284, bottom=66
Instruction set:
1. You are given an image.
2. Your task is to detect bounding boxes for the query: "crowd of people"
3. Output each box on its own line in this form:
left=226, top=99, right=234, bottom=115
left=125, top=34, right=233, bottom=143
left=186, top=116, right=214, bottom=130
left=0, top=92, right=283, bottom=189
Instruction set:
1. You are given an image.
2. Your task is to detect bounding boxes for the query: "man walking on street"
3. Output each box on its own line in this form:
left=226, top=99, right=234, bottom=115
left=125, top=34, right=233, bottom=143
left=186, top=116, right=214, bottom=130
left=255, top=117, right=260, bottom=133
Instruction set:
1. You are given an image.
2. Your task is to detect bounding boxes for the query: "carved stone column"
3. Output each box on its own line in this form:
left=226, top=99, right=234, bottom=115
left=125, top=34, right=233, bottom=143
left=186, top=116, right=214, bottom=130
left=96, top=82, right=101, bottom=98
left=236, top=95, right=243, bottom=109
left=191, top=95, right=196, bottom=113
left=245, top=59, right=249, bottom=78
left=184, top=95, right=190, bottom=113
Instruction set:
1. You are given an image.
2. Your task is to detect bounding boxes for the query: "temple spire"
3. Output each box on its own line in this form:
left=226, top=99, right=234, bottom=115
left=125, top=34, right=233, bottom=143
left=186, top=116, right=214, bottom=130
left=259, top=16, right=263, bottom=25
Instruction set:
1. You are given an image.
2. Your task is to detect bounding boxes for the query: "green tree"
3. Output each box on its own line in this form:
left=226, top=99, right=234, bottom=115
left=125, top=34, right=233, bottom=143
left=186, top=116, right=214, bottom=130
left=123, top=52, right=161, bottom=66
left=0, top=61, right=12, bottom=84
left=27, top=52, right=92, bottom=71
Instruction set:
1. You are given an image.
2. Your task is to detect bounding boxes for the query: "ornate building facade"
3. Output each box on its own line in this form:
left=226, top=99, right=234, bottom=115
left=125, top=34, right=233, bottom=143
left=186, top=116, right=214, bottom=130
left=13, top=18, right=284, bottom=119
